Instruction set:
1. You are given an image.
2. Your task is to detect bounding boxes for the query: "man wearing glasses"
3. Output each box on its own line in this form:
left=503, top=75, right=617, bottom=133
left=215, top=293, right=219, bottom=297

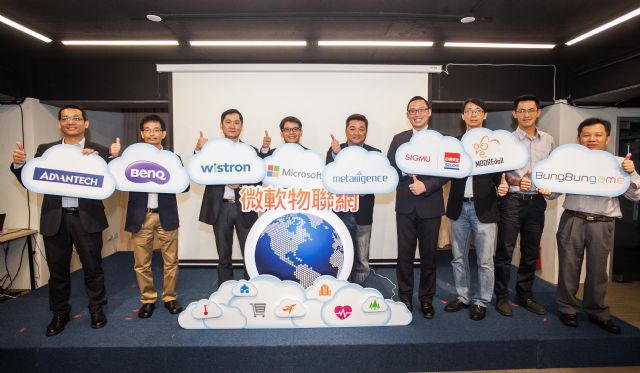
left=326, top=113, right=381, bottom=286
left=387, top=96, right=448, bottom=319
left=10, top=105, right=120, bottom=336
left=260, top=116, right=308, bottom=154
left=494, top=94, right=555, bottom=317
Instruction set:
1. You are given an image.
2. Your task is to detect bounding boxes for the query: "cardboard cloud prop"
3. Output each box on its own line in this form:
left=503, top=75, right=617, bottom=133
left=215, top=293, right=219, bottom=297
left=187, top=138, right=265, bottom=185
left=20, top=144, right=115, bottom=200
left=461, top=128, right=529, bottom=176
left=178, top=275, right=412, bottom=329
left=322, top=146, right=399, bottom=194
left=108, top=143, right=190, bottom=193
left=262, top=143, right=325, bottom=189
left=532, top=144, right=631, bottom=197
left=395, top=130, right=472, bottom=178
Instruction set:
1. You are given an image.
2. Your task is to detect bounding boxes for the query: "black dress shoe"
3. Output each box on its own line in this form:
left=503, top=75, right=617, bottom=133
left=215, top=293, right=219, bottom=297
left=559, top=313, right=578, bottom=327
left=470, top=305, right=486, bottom=321
left=421, top=302, right=435, bottom=319
left=495, top=297, right=513, bottom=317
left=515, top=297, right=546, bottom=315
left=138, top=303, right=155, bottom=319
left=46, top=313, right=70, bottom=337
left=164, top=300, right=183, bottom=314
left=90, top=309, right=107, bottom=329
left=589, top=317, right=621, bottom=334
left=400, top=298, right=413, bottom=312
left=444, top=299, right=469, bottom=312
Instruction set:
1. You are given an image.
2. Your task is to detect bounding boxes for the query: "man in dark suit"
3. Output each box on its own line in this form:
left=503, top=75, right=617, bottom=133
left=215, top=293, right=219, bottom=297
left=196, top=109, right=260, bottom=284
left=125, top=114, right=186, bottom=319
left=443, top=98, right=509, bottom=321
left=10, top=104, right=120, bottom=336
left=387, top=96, right=448, bottom=319
left=260, top=116, right=308, bottom=155
left=326, top=113, right=381, bottom=286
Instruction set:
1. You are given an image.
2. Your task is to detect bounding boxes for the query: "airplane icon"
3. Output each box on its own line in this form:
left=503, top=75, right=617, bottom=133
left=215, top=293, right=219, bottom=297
left=282, top=304, right=297, bottom=314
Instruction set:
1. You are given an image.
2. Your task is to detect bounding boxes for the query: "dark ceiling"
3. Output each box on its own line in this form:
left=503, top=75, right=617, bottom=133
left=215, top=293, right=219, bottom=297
left=0, top=0, right=639, bottom=106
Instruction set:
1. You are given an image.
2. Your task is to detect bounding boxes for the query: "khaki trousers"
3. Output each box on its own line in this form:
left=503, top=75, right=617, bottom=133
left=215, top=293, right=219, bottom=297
left=131, top=212, right=178, bottom=304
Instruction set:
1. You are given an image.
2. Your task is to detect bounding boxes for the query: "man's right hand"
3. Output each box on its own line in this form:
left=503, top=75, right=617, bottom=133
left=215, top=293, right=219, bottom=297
left=330, top=134, right=341, bottom=155
left=519, top=170, right=532, bottom=191
left=195, top=131, right=207, bottom=151
left=262, top=130, right=271, bottom=150
left=13, top=141, right=26, bottom=165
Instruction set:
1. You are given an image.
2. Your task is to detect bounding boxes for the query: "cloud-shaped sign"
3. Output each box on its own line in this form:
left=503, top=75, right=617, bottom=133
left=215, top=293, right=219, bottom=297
left=178, top=274, right=412, bottom=329
left=461, top=128, right=529, bottom=176
left=322, top=147, right=399, bottom=194
left=20, top=144, right=116, bottom=200
left=395, top=130, right=472, bottom=178
left=108, top=143, right=190, bottom=193
left=187, top=138, right=265, bottom=185
left=532, top=144, right=631, bottom=197
left=261, top=144, right=325, bottom=189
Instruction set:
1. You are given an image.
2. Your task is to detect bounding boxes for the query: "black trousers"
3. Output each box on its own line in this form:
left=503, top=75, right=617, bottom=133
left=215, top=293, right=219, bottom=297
left=396, top=212, right=441, bottom=302
left=212, top=202, right=251, bottom=283
left=494, top=195, right=546, bottom=299
left=43, top=211, right=107, bottom=315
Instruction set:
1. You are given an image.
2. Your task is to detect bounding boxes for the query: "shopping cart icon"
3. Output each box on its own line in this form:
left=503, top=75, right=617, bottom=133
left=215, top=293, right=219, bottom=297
left=250, top=303, right=266, bottom=318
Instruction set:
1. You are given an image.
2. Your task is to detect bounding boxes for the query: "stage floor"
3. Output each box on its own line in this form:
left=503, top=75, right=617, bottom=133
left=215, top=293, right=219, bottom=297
left=1, top=251, right=638, bottom=372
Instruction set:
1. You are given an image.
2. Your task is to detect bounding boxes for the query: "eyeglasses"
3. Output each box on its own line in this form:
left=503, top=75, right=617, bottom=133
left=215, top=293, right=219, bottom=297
left=60, top=116, right=84, bottom=122
left=142, top=129, right=164, bottom=134
left=407, top=108, right=429, bottom=115
left=282, top=127, right=301, bottom=133
left=464, top=109, right=485, bottom=115
left=515, top=108, right=538, bottom=115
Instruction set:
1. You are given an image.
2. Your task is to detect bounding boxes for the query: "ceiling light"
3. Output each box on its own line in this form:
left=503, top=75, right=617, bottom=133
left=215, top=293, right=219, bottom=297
left=146, top=13, right=162, bottom=22
left=460, top=16, right=476, bottom=24
left=444, top=42, right=555, bottom=49
left=190, top=41, right=307, bottom=46
left=565, top=7, right=640, bottom=46
left=62, top=40, right=179, bottom=46
left=0, top=13, right=52, bottom=43
left=318, top=41, right=433, bottom=47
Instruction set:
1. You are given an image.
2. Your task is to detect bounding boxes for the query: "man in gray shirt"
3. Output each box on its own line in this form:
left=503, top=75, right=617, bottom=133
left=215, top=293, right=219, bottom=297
left=556, top=117, right=639, bottom=334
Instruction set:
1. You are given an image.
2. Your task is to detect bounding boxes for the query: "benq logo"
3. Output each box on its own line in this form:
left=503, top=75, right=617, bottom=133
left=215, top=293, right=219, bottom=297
left=125, top=161, right=170, bottom=185
left=444, top=152, right=460, bottom=163
left=404, top=154, right=431, bottom=162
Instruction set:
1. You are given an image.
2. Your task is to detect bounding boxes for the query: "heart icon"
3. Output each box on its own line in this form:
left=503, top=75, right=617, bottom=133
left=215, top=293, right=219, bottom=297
left=334, top=305, right=352, bottom=320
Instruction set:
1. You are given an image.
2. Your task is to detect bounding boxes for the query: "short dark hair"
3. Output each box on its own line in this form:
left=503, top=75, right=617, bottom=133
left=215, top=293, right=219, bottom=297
left=279, top=116, right=302, bottom=131
left=139, top=114, right=166, bottom=131
left=407, top=96, right=431, bottom=111
left=58, top=104, right=87, bottom=121
left=220, top=109, right=243, bottom=123
left=578, top=117, right=611, bottom=136
left=462, top=98, right=487, bottom=113
left=513, top=94, right=540, bottom=110
left=346, top=113, right=368, bottom=129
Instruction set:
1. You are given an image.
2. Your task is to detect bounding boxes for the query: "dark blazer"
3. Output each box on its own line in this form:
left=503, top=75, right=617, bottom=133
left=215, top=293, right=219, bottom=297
left=263, top=143, right=309, bottom=157
left=387, top=130, right=448, bottom=218
left=325, top=143, right=381, bottom=225
left=446, top=173, right=502, bottom=223
left=10, top=140, right=110, bottom=236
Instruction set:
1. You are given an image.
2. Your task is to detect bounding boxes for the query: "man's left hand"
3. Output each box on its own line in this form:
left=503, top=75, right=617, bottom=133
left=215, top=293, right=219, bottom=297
left=110, top=137, right=121, bottom=157
left=409, top=175, right=426, bottom=195
left=622, top=153, right=635, bottom=174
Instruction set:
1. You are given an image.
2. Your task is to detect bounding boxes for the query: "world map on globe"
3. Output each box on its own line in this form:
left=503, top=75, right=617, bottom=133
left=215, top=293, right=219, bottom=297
left=254, top=212, right=345, bottom=288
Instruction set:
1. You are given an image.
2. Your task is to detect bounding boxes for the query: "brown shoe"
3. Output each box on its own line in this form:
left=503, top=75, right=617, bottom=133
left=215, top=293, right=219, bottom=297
left=495, top=296, right=513, bottom=317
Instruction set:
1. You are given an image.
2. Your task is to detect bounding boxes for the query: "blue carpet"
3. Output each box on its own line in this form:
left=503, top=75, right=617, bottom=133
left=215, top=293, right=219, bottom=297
left=0, top=251, right=638, bottom=372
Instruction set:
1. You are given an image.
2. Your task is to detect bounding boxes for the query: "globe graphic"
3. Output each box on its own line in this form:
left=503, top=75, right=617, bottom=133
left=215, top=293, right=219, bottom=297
left=254, top=212, right=345, bottom=288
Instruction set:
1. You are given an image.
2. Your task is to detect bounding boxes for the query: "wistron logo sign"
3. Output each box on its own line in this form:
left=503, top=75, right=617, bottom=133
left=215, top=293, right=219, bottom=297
left=200, top=163, right=252, bottom=173
left=187, top=138, right=266, bottom=185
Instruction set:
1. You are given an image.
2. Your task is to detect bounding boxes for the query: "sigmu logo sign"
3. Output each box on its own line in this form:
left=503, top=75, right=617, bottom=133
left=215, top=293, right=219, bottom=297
left=404, top=154, right=431, bottom=162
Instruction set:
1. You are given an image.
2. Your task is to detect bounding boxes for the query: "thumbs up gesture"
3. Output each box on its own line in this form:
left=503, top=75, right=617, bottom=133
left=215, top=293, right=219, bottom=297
left=497, top=173, right=509, bottom=196
left=519, top=169, right=532, bottom=191
left=622, top=153, right=635, bottom=174
left=13, top=141, right=26, bottom=165
left=262, top=130, right=271, bottom=149
left=330, top=134, right=341, bottom=155
left=409, top=175, right=426, bottom=195
left=195, top=131, right=208, bottom=151
left=110, top=137, right=121, bottom=157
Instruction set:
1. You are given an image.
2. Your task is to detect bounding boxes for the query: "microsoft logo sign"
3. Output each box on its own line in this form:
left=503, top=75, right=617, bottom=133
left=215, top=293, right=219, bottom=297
left=267, top=164, right=280, bottom=177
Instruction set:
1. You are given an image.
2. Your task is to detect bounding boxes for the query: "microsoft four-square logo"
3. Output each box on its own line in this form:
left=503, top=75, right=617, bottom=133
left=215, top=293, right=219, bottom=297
left=267, top=164, right=280, bottom=177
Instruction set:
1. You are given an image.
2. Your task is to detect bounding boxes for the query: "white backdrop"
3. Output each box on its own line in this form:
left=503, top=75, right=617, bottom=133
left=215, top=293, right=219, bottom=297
left=160, top=64, right=438, bottom=262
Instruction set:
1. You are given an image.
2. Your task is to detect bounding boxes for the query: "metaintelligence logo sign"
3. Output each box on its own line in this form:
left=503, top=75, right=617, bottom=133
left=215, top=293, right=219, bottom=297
left=262, top=143, right=325, bottom=189
left=187, top=138, right=265, bottom=185
left=323, top=146, right=398, bottom=194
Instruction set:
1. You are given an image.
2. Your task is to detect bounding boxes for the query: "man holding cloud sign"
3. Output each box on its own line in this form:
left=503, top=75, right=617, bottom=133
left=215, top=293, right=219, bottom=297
left=10, top=104, right=120, bottom=336
left=553, top=118, right=639, bottom=334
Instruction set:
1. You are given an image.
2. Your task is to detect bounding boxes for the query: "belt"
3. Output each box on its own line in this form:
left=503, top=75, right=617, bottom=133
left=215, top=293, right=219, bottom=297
left=463, top=197, right=474, bottom=202
left=223, top=198, right=236, bottom=203
left=508, top=192, right=540, bottom=201
left=146, top=208, right=159, bottom=213
left=566, top=209, right=615, bottom=222
left=62, top=207, right=79, bottom=214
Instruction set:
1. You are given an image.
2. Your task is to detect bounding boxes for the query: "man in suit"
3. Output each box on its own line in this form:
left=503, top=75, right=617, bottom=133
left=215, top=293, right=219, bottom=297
left=444, top=98, right=509, bottom=321
left=387, top=96, right=448, bottom=319
left=260, top=116, right=308, bottom=155
left=10, top=104, right=120, bottom=336
left=196, top=109, right=259, bottom=284
left=125, top=114, right=185, bottom=319
left=326, top=113, right=381, bottom=286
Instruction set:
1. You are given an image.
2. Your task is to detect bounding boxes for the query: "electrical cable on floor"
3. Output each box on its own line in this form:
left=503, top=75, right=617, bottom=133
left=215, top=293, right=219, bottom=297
left=369, top=268, right=397, bottom=300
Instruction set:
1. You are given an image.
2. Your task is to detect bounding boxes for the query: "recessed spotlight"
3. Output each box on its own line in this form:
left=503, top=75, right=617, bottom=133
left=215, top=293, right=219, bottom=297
left=460, top=16, right=476, bottom=24
left=146, top=13, right=162, bottom=22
